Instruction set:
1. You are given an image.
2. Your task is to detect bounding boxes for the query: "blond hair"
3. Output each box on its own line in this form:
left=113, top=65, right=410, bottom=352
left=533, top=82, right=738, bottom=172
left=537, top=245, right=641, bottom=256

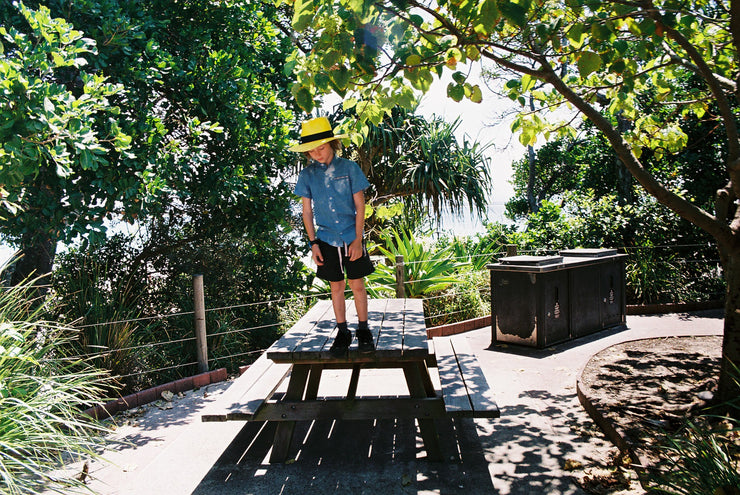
left=302, top=139, right=342, bottom=160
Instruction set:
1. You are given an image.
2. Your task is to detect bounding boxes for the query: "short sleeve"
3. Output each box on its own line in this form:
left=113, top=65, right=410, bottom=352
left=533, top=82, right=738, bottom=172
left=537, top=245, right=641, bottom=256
left=349, top=161, right=370, bottom=194
left=293, top=169, right=312, bottom=199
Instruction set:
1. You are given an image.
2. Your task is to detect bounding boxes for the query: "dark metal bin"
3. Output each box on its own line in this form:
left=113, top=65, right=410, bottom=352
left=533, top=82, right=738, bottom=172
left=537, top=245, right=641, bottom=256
left=487, top=249, right=627, bottom=348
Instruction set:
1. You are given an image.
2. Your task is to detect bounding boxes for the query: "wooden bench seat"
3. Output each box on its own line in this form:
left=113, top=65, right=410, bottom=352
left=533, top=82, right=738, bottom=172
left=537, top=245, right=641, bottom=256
left=432, top=336, right=500, bottom=418
left=201, top=352, right=291, bottom=422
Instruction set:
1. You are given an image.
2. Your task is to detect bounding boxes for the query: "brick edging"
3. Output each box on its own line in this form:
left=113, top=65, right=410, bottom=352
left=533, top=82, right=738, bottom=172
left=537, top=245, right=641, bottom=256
left=83, top=368, right=229, bottom=420
left=426, top=316, right=491, bottom=338
left=626, top=300, right=723, bottom=314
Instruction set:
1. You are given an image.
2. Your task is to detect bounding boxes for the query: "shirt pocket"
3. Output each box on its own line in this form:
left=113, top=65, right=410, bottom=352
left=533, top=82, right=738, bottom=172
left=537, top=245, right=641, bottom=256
left=331, top=175, right=351, bottom=197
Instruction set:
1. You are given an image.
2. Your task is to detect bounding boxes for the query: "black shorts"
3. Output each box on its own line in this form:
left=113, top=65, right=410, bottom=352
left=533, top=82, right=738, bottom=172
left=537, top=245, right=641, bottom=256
left=315, top=239, right=375, bottom=282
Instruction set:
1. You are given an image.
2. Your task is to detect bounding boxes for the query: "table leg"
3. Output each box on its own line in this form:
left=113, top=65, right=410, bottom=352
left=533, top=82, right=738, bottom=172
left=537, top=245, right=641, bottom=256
left=347, top=364, right=362, bottom=399
left=270, top=364, right=310, bottom=463
left=403, top=362, right=442, bottom=461
left=305, top=364, right=323, bottom=400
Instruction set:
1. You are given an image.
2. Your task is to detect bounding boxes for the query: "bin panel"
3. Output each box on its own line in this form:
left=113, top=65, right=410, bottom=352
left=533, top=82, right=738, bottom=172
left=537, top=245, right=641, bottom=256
left=569, top=265, right=602, bottom=337
left=541, top=271, right=569, bottom=346
left=493, top=271, right=537, bottom=346
left=600, top=261, right=625, bottom=327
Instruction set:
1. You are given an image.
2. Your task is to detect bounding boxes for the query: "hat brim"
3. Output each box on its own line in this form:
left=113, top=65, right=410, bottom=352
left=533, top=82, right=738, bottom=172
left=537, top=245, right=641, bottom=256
left=288, top=134, right=349, bottom=153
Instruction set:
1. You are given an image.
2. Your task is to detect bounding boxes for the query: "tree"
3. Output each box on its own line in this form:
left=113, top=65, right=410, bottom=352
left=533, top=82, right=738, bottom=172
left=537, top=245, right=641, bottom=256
left=285, top=0, right=740, bottom=407
left=1, top=1, right=300, bottom=287
left=0, top=3, right=132, bottom=286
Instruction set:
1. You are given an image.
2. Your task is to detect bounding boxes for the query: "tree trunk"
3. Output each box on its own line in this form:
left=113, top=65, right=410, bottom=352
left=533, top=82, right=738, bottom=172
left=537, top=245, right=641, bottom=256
left=10, top=235, right=56, bottom=292
left=526, top=94, right=538, bottom=213
left=615, top=113, right=633, bottom=206
left=718, top=247, right=740, bottom=414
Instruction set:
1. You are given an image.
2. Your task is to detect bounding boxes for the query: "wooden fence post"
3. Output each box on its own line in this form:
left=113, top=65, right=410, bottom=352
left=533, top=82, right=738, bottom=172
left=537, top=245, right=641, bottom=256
left=506, top=244, right=518, bottom=257
left=395, top=255, right=405, bottom=298
left=193, top=274, right=208, bottom=373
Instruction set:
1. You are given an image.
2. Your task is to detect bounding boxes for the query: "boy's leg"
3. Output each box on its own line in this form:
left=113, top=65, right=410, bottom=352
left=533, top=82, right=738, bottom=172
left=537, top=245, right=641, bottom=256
left=349, top=277, right=373, bottom=351
left=348, top=277, right=368, bottom=322
left=329, top=279, right=352, bottom=353
left=330, top=280, right=347, bottom=323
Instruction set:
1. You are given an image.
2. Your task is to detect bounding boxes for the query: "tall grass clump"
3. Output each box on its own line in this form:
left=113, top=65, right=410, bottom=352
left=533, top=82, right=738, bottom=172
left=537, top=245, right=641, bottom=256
left=0, top=275, right=114, bottom=494
left=648, top=415, right=740, bottom=495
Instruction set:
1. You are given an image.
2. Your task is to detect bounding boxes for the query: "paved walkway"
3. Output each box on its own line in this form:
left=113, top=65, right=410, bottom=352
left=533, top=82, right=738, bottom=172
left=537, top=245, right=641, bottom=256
left=48, top=310, right=724, bottom=495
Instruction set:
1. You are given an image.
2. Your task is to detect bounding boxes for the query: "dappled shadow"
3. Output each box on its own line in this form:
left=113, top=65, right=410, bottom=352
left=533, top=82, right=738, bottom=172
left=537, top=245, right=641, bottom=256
left=191, top=385, right=607, bottom=494
left=191, top=415, right=495, bottom=494
left=578, top=335, right=722, bottom=467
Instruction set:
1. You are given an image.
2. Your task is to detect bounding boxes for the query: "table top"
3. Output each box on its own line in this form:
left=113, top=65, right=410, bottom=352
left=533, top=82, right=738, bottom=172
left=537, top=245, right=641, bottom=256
left=266, top=298, right=430, bottom=364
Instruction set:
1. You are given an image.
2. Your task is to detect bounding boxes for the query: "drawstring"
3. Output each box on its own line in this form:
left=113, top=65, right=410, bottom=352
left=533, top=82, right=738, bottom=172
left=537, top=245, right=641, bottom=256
left=338, top=244, right=345, bottom=273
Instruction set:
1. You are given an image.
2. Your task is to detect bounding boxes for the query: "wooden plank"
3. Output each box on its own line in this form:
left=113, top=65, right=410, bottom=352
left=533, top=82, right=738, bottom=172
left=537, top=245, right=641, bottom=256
left=346, top=297, right=385, bottom=355
left=290, top=317, right=336, bottom=359
left=266, top=300, right=333, bottom=360
left=223, top=362, right=292, bottom=420
left=433, top=337, right=474, bottom=416
left=201, top=353, right=290, bottom=422
left=375, top=298, right=405, bottom=358
left=451, top=338, right=500, bottom=418
left=253, top=397, right=446, bottom=421
left=402, top=298, right=430, bottom=357
left=402, top=361, right=443, bottom=461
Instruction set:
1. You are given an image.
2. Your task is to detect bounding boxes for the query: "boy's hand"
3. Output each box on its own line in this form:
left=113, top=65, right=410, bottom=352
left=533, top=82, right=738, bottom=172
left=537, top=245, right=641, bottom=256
left=312, top=244, right=324, bottom=265
left=348, top=238, right=363, bottom=261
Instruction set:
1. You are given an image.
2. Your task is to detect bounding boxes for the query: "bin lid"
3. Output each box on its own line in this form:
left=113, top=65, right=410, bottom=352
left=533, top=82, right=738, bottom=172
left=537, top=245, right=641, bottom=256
left=499, top=255, right=563, bottom=266
left=559, top=248, right=618, bottom=258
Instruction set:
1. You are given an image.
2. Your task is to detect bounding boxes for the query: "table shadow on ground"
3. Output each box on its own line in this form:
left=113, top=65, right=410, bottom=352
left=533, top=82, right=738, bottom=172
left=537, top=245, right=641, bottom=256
left=191, top=415, right=494, bottom=494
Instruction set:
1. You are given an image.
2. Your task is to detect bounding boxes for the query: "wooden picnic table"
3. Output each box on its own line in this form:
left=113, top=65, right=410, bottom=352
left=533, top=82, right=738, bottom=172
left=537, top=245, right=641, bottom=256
left=202, top=298, right=499, bottom=463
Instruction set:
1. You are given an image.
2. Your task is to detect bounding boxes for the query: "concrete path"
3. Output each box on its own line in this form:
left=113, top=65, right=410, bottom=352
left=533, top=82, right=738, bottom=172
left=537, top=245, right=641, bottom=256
left=48, top=310, right=724, bottom=495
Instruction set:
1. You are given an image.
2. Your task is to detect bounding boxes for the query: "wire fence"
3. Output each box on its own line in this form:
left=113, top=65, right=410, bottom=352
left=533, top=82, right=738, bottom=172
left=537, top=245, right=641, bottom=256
left=63, top=242, right=724, bottom=390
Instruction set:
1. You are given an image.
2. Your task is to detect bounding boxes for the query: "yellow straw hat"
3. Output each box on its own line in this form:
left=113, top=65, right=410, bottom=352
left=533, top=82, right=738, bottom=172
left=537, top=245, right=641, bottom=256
left=288, top=116, right=349, bottom=152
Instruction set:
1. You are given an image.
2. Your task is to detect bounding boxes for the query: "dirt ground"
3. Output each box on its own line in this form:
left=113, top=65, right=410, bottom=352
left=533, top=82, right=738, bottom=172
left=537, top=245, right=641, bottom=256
left=576, top=335, right=724, bottom=492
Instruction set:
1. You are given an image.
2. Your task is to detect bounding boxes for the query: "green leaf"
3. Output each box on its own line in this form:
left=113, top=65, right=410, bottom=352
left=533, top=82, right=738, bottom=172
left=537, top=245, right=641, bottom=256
left=292, top=0, right=315, bottom=32
left=469, top=84, right=482, bottom=103
left=315, top=72, right=331, bottom=91
left=499, top=0, right=528, bottom=28
left=521, top=74, right=535, bottom=92
left=447, top=82, right=464, bottom=102
left=405, top=54, right=421, bottom=66
left=474, top=0, right=501, bottom=36
left=322, top=50, right=342, bottom=69
left=566, top=23, right=586, bottom=50
left=329, top=65, right=351, bottom=89
left=294, top=86, right=314, bottom=112
left=577, top=51, right=602, bottom=78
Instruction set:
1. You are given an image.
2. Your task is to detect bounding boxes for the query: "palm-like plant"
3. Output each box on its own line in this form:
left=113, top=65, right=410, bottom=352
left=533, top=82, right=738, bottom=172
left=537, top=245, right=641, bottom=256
left=0, top=273, right=113, bottom=494
left=335, top=107, right=492, bottom=231
left=366, top=229, right=462, bottom=298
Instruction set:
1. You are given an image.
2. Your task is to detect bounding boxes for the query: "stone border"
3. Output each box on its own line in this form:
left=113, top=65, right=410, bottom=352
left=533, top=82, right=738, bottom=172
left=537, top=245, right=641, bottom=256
left=83, top=368, right=229, bottom=420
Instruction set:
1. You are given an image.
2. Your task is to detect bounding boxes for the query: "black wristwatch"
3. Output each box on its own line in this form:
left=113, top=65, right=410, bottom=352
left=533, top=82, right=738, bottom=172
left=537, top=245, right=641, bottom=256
left=309, top=239, right=319, bottom=247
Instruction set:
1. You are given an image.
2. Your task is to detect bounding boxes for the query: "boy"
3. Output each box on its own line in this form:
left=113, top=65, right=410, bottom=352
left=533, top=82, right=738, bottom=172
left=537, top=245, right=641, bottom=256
left=291, top=116, right=375, bottom=353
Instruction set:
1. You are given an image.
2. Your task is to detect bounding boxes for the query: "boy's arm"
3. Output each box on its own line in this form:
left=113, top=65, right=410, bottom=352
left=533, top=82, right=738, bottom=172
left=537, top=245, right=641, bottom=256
left=302, top=197, right=323, bottom=265
left=348, top=190, right=365, bottom=261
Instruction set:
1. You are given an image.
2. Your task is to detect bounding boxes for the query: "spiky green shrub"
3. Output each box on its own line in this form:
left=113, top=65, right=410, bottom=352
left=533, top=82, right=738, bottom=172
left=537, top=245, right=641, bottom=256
left=0, top=277, right=114, bottom=494
left=648, top=415, right=740, bottom=495
left=366, top=229, right=462, bottom=298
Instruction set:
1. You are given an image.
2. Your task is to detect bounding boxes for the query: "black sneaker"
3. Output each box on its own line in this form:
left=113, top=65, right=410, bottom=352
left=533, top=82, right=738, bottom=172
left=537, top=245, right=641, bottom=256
left=356, top=328, right=375, bottom=353
left=330, top=330, right=352, bottom=356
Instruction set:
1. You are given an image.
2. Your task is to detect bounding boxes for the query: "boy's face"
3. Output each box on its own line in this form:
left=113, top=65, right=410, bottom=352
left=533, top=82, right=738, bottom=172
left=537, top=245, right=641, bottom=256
left=308, top=142, right=334, bottom=165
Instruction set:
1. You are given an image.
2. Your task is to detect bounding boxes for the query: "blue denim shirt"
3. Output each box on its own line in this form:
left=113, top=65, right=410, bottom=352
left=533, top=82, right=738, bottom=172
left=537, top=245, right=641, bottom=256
left=294, top=156, right=370, bottom=247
